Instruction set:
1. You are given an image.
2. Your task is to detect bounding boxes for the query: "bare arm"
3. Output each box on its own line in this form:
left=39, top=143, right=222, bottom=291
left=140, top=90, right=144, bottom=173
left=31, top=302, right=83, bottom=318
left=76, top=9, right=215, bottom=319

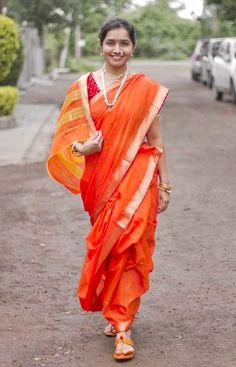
left=146, top=114, right=170, bottom=212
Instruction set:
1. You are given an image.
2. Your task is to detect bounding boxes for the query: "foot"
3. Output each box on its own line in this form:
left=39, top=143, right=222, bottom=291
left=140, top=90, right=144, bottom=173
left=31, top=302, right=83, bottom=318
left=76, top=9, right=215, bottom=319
left=114, top=330, right=135, bottom=360
left=104, top=323, right=117, bottom=337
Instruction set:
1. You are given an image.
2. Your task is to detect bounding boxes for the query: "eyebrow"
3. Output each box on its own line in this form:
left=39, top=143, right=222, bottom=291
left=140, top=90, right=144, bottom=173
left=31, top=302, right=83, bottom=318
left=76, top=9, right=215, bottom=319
left=105, top=38, right=131, bottom=42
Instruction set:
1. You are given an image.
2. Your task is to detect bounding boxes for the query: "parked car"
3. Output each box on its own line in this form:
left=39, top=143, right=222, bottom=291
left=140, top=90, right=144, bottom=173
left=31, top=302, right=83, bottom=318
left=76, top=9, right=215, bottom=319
left=191, top=38, right=209, bottom=81
left=200, top=38, right=224, bottom=88
left=212, top=37, right=236, bottom=104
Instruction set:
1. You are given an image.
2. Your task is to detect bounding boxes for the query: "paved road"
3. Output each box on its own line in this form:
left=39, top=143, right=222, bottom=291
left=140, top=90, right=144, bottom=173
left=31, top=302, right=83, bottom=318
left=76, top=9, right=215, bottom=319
left=0, top=62, right=235, bottom=367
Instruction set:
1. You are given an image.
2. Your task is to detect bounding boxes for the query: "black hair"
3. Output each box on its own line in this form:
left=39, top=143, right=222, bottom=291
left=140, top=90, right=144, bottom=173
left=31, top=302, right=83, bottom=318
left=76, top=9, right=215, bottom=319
left=98, top=17, right=136, bottom=46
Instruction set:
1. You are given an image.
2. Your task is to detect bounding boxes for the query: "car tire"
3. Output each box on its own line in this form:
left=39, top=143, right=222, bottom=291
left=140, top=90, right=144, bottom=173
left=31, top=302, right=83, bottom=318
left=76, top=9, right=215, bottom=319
left=207, top=72, right=213, bottom=89
left=230, top=79, right=236, bottom=105
left=213, top=79, right=223, bottom=101
left=191, top=71, right=197, bottom=81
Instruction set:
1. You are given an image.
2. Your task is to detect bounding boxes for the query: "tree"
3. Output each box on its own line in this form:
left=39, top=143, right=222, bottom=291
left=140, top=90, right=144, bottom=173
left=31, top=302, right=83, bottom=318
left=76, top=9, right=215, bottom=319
left=126, top=1, right=201, bottom=59
left=206, top=0, right=236, bottom=22
left=6, top=0, right=70, bottom=41
left=5, top=0, right=132, bottom=35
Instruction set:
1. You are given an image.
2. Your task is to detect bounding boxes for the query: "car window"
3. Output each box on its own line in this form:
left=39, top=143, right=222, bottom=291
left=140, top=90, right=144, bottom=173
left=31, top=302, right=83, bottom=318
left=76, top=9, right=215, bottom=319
left=200, top=41, right=209, bottom=56
left=225, top=42, right=231, bottom=55
left=212, top=41, right=221, bottom=57
left=218, top=44, right=224, bottom=57
left=224, top=42, right=231, bottom=61
left=219, top=42, right=231, bottom=61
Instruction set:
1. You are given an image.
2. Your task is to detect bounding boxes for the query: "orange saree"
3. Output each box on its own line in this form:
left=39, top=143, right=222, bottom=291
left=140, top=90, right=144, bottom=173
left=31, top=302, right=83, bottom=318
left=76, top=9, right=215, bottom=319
left=47, top=73, right=169, bottom=332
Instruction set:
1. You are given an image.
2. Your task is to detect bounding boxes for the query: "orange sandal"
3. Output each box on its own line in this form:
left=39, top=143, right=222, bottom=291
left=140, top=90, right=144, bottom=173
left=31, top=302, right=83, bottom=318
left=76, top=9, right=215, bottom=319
left=113, top=336, right=135, bottom=360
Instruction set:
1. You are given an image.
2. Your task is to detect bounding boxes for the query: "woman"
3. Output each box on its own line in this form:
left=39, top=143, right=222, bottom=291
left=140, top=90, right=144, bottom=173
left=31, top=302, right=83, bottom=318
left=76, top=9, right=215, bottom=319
left=47, top=17, right=171, bottom=361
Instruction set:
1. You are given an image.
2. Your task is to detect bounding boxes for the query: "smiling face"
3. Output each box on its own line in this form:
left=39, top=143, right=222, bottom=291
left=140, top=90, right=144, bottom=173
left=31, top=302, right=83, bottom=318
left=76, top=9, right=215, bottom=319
left=101, top=27, right=134, bottom=72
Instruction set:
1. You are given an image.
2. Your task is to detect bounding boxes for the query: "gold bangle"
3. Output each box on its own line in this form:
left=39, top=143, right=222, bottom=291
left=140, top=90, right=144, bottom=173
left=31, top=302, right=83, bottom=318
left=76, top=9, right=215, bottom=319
left=158, top=182, right=172, bottom=195
left=159, top=182, right=171, bottom=189
left=71, top=140, right=85, bottom=157
left=158, top=186, right=171, bottom=195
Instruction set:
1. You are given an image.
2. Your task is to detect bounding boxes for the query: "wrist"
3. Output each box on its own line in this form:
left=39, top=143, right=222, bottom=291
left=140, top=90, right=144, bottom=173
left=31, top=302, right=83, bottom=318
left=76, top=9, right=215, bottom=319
left=71, top=140, right=85, bottom=156
left=159, top=178, right=170, bottom=185
left=158, top=181, right=172, bottom=195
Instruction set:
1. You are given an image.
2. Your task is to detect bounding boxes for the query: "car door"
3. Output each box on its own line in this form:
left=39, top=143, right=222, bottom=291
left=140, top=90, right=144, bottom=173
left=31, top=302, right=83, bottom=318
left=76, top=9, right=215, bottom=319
left=232, top=42, right=236, bottom=88
left=213, top=43, right=224, bottom=87
left=220, top=41, right=232, bottom=91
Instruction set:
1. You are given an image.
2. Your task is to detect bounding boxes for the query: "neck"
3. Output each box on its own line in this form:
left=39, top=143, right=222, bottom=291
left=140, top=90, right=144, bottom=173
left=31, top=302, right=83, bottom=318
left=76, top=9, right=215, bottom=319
left=104, top=63, right=127, bottom=76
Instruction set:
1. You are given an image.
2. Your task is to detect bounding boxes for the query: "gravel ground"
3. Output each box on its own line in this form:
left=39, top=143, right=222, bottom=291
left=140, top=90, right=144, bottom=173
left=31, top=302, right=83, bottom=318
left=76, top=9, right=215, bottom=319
left=0, top=61, right=235, bottom=367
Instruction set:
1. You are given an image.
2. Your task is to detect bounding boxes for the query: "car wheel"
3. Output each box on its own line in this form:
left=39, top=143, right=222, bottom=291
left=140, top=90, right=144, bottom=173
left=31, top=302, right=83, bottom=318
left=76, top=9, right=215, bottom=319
left=213, top=79, right=223, bottom=101
left=207, top=72, right=213, bottom=89
left=230, top=79, right=236, bottom=105
left=191, top=71, right=197, bottom=81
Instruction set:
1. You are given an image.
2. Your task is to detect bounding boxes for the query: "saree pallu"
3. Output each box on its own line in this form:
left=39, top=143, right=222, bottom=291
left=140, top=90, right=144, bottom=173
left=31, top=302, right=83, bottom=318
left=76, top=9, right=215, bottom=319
left=47, top=73, right=169, bottom=332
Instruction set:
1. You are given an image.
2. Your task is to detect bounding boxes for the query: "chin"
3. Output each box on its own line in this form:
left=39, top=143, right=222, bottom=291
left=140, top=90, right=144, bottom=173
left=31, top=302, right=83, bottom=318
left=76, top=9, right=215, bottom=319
left=108, top=59, right=128, bottom=67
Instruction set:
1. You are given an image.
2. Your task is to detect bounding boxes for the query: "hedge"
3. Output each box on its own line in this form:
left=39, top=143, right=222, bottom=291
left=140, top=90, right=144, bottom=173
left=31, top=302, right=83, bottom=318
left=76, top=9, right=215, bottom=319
left=0, top=15, right=20, bottom=82
left=0, top=87, right=19, bottom=117
left=0, top=38, right=24, bottom=86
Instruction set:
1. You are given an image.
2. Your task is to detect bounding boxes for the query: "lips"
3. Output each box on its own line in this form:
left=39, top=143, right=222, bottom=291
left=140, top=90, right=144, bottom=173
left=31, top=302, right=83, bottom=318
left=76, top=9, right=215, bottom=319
left=110, top=55, right=124, bottom=61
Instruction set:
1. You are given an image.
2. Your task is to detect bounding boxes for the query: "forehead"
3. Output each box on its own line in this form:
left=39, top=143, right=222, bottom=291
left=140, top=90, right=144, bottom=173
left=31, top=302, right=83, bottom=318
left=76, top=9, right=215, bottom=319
left=104, top=27, right=131, bottom=41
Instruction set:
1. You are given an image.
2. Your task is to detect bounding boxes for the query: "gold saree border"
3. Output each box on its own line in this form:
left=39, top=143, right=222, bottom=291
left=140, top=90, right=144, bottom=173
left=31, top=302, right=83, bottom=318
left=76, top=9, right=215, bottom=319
left=93, top=85, right=169, bottom=220
left=116, top=155, right=157, bottom=229
left=78, top=73, right=97, bottom=135
left=94, top=155, right=158, bottom=271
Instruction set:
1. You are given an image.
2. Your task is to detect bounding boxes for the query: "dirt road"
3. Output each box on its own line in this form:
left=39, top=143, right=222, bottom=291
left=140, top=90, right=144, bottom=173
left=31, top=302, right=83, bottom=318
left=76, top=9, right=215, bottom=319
left=0, top=62, right=235, bottom=367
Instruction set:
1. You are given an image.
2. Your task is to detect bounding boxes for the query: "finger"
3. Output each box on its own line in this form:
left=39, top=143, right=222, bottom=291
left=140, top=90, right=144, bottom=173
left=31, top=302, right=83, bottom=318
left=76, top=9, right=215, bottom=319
left=162, top=198, right=170, bottom=212
left=158, top=197, right=163, bottom=212
left=96, top=130, right=103, bottom=141
left=91, top=130, right=102, bottom=143
left=94, top=132, right=104, bottom=144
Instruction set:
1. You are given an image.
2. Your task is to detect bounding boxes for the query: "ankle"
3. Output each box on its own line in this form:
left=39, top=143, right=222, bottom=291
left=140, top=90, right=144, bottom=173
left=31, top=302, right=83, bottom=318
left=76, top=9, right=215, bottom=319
left=116, top=330, right=131, bottom=339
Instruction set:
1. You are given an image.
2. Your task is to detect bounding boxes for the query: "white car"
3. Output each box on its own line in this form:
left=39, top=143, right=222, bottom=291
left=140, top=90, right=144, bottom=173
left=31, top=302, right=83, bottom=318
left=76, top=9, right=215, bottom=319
left=212, top=37, right=236, bottom=104
left=200, top=38, right=224, bottom=88
left=191, top=38, right=209, bottom=81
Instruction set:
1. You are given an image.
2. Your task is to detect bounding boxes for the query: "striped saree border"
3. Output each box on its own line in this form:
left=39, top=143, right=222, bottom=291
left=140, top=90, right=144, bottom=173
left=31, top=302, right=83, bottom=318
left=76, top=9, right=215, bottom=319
left=116, top=155, right=158, bottom=229
left=57, top=107, right=85, bottom=130
left=62, top=89, right=81, bottom=111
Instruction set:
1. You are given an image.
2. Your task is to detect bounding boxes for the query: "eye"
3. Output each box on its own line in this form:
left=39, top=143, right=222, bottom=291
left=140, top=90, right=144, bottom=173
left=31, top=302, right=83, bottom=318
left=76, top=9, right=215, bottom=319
left=121, top=41, right=130, bottom=46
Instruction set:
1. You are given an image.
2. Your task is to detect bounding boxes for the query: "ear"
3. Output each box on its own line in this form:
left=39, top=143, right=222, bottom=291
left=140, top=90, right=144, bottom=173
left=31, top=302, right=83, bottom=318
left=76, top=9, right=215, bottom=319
left=98, top=38, right=103, bottom=55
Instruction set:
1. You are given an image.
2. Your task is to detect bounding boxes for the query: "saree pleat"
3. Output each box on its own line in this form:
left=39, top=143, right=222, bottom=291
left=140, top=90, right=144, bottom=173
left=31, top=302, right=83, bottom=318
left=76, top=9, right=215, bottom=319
left=47, top=72, right=169, bottom=332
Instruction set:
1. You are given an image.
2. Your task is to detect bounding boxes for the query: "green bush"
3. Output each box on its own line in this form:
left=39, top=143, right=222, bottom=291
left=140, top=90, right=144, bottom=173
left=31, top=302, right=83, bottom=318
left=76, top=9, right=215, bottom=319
left=66, top=57, right=96, bottom=73
left=0, top=38, right=24, bottom=86
left=0, top=15, right=20, bottom=82
left=0, top=87, right=19, bottom=117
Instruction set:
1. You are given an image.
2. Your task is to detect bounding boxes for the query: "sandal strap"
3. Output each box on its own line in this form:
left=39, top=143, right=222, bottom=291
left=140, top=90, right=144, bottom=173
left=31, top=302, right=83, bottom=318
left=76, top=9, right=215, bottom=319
left=115, top=337, right=134, bottom=347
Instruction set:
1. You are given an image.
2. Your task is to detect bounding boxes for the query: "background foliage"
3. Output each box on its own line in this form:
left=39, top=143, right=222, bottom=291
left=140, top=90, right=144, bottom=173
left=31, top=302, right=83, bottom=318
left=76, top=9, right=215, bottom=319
left=0, top=86, right=18, bottom=116
left=0, top=38, right=24, bottom=86
left=127, top=1, right=201, bottom=59
left=0, top=14, right=20, bottom=81
left=206, top=0, right=236, bottom=22
left=3, top=0, right=236, bottom=68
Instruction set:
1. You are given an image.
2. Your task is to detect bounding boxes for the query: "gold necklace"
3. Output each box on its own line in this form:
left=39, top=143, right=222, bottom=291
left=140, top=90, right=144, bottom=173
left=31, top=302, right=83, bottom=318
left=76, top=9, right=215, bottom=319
left=101, top=67, right=128, bottom=110
left=103, top=65, right=126, bottom=81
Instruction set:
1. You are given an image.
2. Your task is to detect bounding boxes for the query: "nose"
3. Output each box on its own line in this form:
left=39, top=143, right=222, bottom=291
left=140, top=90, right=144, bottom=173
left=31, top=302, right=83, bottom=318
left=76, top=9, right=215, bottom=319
left=114, top=43, right=122, bottom=54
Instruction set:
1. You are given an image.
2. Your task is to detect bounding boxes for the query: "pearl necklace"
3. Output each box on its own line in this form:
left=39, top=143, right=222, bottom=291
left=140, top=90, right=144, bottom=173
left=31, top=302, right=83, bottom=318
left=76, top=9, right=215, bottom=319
left=101, top=66, right=128, bottom=110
